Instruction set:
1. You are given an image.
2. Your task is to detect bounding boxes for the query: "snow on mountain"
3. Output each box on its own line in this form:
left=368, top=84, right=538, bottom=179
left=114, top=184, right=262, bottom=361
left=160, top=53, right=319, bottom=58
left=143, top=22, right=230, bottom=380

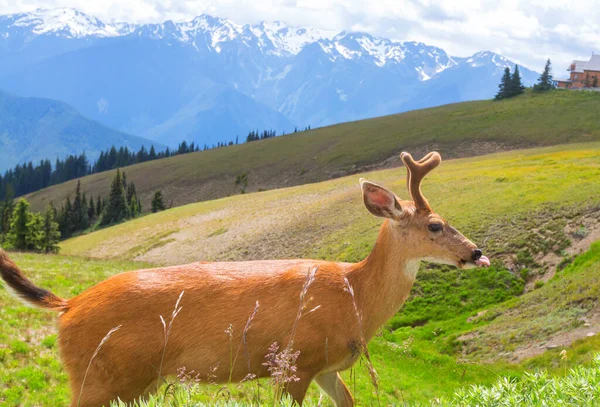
left=0, top=7, right=451, bottom=76
left=248, top=22, right=337, bottom=56
left=465, top=51, right=513, bottom=69
left=2, top=8, right=127, bottom=38
left=312, top=33, right=456, bottom=79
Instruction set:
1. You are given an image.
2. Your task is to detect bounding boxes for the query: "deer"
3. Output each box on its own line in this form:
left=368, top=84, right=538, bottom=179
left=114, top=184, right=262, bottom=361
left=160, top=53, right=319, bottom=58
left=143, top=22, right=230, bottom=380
left=0, top=151, right=489, bottom=407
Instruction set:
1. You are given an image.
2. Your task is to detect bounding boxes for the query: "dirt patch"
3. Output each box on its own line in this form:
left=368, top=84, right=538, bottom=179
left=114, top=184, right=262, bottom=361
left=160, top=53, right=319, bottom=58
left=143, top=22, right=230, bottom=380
left=526, top=207, right=600, bottom=290
left=136, top=185, right=357, bottom=265
left=508, top=311, right=600, bottom=363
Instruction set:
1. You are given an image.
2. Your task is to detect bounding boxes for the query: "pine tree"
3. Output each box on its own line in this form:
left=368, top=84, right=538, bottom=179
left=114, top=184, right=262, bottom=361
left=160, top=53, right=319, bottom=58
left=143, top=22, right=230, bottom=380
left=72, top=181, right=82, bottom=230
left=71, top=180, right=89, bottom=232
left=29, top=213, right=46, bottom=250
left=41, top=204, right=61, bottom=253
left=6, top=199, right=32, bottom=250
left=533, top=59, right=555, bottom=92
left=126, top=182, right=136, bottom=204
left=495, top=67, right=512, bottom=100
left=151, top=190, right=166, bottom=213
left=60, top=197, right=74, bottom=238
left=0, top=188, right=15, bottom=242
left=88, top=195, right=96, bottom=220
left=96, top=195, right=103, bottom=218
left=101, top=169, right=128, bottom=226
left=510, top=65, right=525, bottom=96
left=81, top=192, right=89, bottom=230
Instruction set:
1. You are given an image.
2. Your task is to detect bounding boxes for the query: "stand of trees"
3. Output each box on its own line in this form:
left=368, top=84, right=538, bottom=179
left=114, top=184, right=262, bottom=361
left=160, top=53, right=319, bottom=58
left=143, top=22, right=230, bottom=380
left=246, top=129, right=277, bottom=142
left=0, top=169, right=156, bottom=252
left=56, top=170, right=142, bottom=238
left=0, top=198, right=60, bottom=253
left=1, top=124, right=314, bottom=202
left=2, top=141, right=202, bottom=201
left=98, top=169, right=142, bottom=227
left=245, top=126, right=311, bottom=143
left=495, top=65, right=525, bottom=100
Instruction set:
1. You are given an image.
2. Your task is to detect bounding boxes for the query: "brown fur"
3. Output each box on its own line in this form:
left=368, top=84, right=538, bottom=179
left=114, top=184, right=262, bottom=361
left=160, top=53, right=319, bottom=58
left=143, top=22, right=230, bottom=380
left=0, top=152, right=485, bottom=407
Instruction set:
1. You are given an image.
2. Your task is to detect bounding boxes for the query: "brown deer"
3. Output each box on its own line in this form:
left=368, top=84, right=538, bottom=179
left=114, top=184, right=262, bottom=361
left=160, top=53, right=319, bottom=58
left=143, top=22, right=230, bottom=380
left=0, top=151, right=489, bottom=407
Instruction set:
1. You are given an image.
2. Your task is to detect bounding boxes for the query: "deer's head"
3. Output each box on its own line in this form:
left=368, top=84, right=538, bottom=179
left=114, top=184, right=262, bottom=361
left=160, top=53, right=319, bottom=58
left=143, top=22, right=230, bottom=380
left=360, top=151, right=490, bottom=269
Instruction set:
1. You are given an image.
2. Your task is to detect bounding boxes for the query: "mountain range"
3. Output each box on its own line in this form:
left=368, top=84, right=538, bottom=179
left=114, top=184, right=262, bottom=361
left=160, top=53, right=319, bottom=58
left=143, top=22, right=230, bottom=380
left=0, top=8, right=539, bottom=154
left=0, top=89, right=159, bottom=172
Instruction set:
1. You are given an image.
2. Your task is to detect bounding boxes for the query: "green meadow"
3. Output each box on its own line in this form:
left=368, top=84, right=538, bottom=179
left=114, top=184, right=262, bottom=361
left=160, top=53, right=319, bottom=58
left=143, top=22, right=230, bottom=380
left=2, top=142, right=600, bottom=405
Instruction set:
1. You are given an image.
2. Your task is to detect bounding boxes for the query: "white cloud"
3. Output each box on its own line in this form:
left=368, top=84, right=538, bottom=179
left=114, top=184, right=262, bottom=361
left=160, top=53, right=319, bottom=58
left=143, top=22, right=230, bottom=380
left=2, top=0, right=599, bottom=74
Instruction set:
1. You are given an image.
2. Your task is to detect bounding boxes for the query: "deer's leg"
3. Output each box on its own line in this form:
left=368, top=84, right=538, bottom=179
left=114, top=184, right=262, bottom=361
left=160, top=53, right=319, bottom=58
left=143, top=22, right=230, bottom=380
left=315, top=371, right=354, bottom=407
left=284, top=371, right=315, bottom=406
left=69, top=380, right=117, bottom=407
left=69, top=372, right=155, bottom=407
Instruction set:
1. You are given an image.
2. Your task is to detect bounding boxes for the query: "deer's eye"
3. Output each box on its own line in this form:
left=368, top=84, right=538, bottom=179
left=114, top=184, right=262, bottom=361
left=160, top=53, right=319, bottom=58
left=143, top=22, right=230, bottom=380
left=428, top=223, right=443, bottom=232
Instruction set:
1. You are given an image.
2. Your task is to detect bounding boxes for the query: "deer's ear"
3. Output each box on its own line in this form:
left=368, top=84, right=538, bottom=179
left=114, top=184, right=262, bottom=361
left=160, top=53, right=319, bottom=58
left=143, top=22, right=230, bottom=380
left=360, top=178, right=404, bottom=220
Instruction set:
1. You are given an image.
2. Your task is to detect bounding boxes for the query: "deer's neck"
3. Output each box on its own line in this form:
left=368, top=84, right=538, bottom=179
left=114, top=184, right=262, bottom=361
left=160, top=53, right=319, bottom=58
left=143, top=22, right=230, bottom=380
left=347, top=220, right=419, bottom=340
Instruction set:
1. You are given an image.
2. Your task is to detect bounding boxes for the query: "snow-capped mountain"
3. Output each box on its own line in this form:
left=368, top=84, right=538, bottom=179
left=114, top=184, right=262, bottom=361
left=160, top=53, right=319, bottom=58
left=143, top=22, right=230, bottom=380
left=0, top=8, right=539, bottom=148
left=1, top=8, right=128, bottom=38
left=0, top=8, right=457, bottom=75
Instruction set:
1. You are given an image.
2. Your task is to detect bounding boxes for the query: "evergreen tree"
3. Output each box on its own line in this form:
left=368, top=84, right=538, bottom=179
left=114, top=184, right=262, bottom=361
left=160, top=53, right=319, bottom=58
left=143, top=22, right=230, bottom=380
left=6, top=199, right=32, bottom=250
left=26, top=212, right=44, bottom=251
left=60, top=197, right=74, bottom=238
left=40, top=204, right=61, bottom=253
left=151, top=190, right=166, bottom=213
left=101, top=169, right=128, bottom=226
left=96, top=195, right=103, bottom=218
left=72, top=180, right=89, bottom=232
left=511, top=65, right=525, bottom=96
left=88, top=195, right=96, bottom=220
left=0, top=186, right=15, bottom=239
left=126, top=182, right=136, bottom=204
left=495, top=67, right=512, bottom=100
left=533, top=59, right=555, bottom=92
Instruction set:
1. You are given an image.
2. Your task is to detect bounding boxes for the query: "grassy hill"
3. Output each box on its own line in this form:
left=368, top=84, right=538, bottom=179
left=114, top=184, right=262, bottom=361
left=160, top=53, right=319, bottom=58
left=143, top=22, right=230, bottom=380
left=2, top=143, right=600, bottom=405
left=24, top=90, right=600, bottom=212
left=0, top=89, right=159, bottom=172
left=60, top=143, right=600, bottom=267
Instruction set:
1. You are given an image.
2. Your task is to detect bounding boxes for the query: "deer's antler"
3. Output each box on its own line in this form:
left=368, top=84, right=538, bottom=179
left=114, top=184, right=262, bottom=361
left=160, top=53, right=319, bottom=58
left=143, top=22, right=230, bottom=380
left=400, top=151, right=441, bottom=211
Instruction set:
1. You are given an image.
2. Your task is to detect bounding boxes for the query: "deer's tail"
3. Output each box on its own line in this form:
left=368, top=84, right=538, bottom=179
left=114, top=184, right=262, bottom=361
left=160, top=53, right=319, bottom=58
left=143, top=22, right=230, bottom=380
left=0, top=249, right=67, bottom=311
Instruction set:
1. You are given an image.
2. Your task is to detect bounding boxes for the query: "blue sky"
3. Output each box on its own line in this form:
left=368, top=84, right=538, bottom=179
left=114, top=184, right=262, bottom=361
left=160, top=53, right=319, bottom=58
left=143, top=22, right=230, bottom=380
left=3, top=0, right=599, bottom=74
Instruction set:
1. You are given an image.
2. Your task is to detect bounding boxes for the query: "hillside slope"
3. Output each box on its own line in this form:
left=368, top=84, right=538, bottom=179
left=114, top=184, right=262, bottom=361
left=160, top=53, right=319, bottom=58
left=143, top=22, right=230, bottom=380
left=0, top=89, right=159, bottom=172
left=25, top=91, right=600, bottom=212
left=60, top=143, right=600, bottom=267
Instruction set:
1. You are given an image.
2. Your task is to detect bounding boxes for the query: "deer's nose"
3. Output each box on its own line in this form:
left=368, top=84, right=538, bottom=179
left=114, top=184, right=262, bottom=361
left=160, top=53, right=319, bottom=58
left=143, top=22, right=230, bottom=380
left=472, top=249, right=483, bottom=261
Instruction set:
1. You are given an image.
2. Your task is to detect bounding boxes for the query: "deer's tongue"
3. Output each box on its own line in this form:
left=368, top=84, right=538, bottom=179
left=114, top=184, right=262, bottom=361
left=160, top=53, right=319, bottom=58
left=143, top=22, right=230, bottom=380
left=475, top=255, right=490, bottom=267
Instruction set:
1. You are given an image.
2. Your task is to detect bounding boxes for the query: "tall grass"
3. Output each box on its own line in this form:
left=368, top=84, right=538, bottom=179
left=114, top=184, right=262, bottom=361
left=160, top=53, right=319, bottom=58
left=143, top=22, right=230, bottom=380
left=438, top=353, right=600, bottom=406
left=111, top=353, right=600, bottom=406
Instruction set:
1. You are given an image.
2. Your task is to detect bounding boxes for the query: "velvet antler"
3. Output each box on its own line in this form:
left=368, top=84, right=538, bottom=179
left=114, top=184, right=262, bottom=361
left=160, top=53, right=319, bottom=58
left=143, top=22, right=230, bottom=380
left=400, top=151, right=442, bottom=211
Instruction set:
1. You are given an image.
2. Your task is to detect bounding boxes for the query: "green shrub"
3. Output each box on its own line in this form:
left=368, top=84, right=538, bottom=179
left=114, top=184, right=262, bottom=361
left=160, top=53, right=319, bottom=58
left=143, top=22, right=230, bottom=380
left=440, top=353, right=600, bottom=406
